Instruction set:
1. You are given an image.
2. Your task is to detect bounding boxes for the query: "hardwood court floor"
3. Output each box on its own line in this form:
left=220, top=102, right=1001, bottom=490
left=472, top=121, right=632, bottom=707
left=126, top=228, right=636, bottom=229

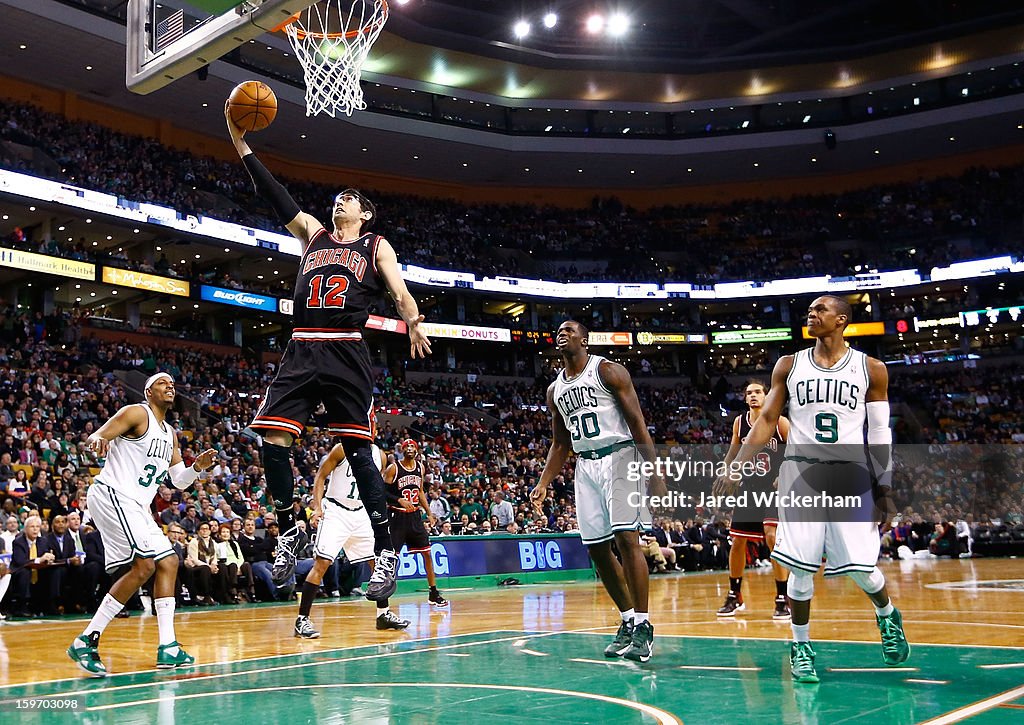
left=1, top=558, right=1023, bottom=723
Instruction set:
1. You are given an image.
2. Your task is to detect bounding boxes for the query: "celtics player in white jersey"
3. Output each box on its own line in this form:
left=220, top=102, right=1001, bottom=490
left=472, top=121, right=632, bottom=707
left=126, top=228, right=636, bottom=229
left=531, top=320, right=664, bottom=662
left=716, top=296, right=907, bottom=683
left=295, top=436, right=411, bottom=638
left=66, top=373, right=217, bottom=676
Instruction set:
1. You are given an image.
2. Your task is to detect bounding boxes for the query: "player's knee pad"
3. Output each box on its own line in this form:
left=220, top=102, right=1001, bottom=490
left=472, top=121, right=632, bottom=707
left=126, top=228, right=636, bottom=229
left=340, top=438, right=386, bottom=518
left=787, top=571, right=814, bottom=601
left=262, top=441, right=293, bottom=506
left=847, top=567, right=886, bottom=594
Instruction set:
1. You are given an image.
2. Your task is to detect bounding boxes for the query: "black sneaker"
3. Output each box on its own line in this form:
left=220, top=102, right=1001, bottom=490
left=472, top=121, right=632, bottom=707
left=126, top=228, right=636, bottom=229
left=603, top=619, right=635, bottom=658
left=376, top=609, right=411, bottom=630
left=366, top=549, right=398, bottom=602
left=773, top=596, right=792, bottom=621
left=716, top=593, right=745, bottom=617
left=294, top=615, right=320, bottom=639
left=428, top=589, right=449, bottom=607
left=623, top=620, right=654, bottom=662
left=272, top=525, right=307, bottom=586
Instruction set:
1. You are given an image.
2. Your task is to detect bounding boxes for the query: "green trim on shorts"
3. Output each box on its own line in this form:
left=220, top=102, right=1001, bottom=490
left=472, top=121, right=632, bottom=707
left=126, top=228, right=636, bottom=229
left=108, top=489, right=140, bottom=550
left=581, top=532, right=615, bottom=546
left=771, top=549, right=820, bottom=573
left=823, top=563, right=877, bottom=577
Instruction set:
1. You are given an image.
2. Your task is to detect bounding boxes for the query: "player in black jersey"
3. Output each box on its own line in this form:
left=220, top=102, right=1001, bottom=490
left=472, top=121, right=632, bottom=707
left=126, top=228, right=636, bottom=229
left=383, top=439, right=448, bottom=607
left=226, top=108, right=431, bottom=602
left=717, top=380, right=792, bottom=620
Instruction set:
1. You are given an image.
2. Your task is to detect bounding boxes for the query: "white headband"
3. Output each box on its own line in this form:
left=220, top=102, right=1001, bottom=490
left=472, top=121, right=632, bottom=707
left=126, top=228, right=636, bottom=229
left=145, top=372, right=174, bottom=392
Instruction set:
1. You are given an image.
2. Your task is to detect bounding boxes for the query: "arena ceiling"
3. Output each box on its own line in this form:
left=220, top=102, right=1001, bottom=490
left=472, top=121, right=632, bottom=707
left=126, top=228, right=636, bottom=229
left=1, top=0, right=1024, bottom=191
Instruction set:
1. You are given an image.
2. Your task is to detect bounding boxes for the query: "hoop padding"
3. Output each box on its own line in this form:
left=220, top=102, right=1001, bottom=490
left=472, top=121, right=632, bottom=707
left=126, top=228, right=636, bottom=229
left=285, top=0, right=389, bottom=118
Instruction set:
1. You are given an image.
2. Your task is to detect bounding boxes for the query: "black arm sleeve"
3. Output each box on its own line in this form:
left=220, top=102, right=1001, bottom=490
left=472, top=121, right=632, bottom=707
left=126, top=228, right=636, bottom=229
left=384, top=482, right=402, bottom=506
left=242, top=153, right=301, bottom=225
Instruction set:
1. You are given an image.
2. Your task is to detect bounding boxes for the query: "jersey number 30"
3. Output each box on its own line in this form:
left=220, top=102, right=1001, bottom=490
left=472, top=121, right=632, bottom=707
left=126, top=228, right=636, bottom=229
left=568, top=412, right=601, bottom=441
left=306, top=274, right=349, bottom=308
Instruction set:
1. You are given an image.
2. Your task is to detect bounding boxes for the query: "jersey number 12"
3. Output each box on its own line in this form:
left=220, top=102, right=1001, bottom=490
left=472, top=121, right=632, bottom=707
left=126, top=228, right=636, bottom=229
left=306, top=274, right=349, bottom=308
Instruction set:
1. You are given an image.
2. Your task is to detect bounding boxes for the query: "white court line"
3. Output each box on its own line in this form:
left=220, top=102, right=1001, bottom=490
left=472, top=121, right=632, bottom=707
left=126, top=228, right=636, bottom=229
left=918, top=684, right=1024, bottom=725
left=570, top=658, right=633, bottom=667
left=905, top=679, right=950, bottom=685
left=828, top=667, right=919, bottom=673
left=0, top=629, right=527, bottom=698
left=85, top=682, right=683, bottom=724
left=675, top=665, right=761, bottom=672
left=444, top=654, right=471, bottom=657
left=570, top=628, right=1024, bottom=650
left=978, top=662, right=1024, bottom=669
left=512, top=639, right=528, bottom=647
left=519, top=649, right=549, bottom=657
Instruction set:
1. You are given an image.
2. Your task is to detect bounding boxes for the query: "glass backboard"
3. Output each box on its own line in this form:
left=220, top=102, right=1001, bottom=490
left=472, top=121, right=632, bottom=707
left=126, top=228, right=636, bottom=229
left=126, top=0, right=314, bottom=94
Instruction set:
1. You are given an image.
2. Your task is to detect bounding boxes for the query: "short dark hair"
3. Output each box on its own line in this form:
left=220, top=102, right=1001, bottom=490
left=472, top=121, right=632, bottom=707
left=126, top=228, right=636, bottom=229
left=822, top=295, right=853, bottom=325
left=562, top=319, right=590, bottom=341
left=337, top=188, right=376, bottom=231
left=744, top=379, right=768, bottom=394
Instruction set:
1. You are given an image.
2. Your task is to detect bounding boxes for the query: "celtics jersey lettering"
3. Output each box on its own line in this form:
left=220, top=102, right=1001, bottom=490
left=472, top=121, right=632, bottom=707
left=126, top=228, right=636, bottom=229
left=552, top=355, right=632, bottom=453
left=326, top=444, right=381, bottom=511
left=95, top=404, right=175, bottom=507
left=786, top=347, right=869, bottom=448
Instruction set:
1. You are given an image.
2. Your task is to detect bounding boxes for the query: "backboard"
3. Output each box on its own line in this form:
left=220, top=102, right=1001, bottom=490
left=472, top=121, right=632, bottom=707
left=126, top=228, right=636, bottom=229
left=126, top=0, right=315, bottom=94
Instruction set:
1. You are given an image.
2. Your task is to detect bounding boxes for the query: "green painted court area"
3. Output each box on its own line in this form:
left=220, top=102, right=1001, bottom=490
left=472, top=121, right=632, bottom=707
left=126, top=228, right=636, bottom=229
left=3, top=631, right=1023, bottom=723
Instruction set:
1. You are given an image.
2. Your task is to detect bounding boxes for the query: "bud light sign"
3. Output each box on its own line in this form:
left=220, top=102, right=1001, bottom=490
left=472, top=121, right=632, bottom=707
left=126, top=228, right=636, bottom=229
left=394, top=535, right=590, bottom=580
left=200, top=285, right=277, bottom=312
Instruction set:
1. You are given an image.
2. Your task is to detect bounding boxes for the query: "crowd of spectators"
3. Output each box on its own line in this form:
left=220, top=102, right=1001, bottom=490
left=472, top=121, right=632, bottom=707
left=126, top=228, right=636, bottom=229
left=4, top=98, right=1024, bottom=287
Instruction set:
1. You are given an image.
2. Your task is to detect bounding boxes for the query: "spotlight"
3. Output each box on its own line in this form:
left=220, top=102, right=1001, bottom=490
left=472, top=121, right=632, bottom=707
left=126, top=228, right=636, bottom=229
left=607, top=13, right=630, bottom=37
left=543, top=12, right=557, bottom=29
left=513, top=20, right=530, bottom=39
left=585, top=14, right=604, bottom=34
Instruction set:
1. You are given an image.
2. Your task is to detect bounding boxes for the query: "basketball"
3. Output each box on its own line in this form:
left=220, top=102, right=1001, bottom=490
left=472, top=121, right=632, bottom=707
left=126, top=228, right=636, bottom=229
left=227, top=80, right=278, bottom=132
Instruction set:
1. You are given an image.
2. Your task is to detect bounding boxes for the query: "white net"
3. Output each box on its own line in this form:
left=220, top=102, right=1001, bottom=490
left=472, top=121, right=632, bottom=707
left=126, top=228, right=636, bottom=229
left=284, top=0, right=389, bottom=118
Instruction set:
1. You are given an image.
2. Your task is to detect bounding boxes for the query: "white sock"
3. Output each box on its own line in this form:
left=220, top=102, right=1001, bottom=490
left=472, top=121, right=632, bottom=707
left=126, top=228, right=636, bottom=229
left=791, top=622, right=810, bottom=643
left=874, top=600, right=894, bottom=617
left=0, top=573, right=10, bottom=606
left=377, top=606, right=389, bottom=616
left=620, top=608, right=635, bottom=623
left=83, top=593, right=125, bottom=639
left=634, top=612, right=649, bottom=625
left=154, top=597, right=176, bottom=646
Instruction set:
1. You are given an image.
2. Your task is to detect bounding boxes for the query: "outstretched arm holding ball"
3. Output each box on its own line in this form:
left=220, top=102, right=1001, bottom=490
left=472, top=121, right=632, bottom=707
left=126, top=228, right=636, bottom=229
left=225, top=81, right=324, bottom=246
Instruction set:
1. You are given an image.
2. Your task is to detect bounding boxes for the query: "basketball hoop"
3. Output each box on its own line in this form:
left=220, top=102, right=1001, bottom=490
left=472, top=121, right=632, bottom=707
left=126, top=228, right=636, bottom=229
left=281, top=0, right=389, bottom=118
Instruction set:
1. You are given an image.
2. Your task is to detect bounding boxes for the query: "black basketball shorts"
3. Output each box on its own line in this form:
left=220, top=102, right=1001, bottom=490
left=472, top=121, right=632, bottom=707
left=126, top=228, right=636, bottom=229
left=390, top=510, right=431, bottom=553
left=251, top=329, right=374, bottom=440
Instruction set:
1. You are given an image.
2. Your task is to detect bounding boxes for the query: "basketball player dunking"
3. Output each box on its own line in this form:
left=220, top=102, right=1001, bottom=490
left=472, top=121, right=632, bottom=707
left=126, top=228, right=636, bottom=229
left=384, top=439, right=449, bottom=608
left=226, top=106, right=431, bottom=602
left=715, top=296, right=908, bottom=683
left=295, top=424, right=411, bottom=638
left=531, top=320, right=664, bottom=662
left=67, top=373, right=217, bottom=675
left=717, top=380, right=792, bottom=620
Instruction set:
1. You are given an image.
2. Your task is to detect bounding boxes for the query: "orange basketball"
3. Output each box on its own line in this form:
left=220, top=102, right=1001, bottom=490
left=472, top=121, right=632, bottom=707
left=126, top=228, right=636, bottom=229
left=227, top=81, right=278, bottom=132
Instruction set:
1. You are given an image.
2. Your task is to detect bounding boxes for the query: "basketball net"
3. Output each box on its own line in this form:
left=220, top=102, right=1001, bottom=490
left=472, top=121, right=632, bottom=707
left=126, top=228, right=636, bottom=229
left=283, top=0, right=389, bottom=118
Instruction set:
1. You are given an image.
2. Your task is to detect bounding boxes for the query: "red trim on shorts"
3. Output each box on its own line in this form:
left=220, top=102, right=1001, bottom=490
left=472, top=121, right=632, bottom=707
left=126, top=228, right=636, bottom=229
left=763, top=518, right=779, bottom=526
left=328, top=422, right=369, bottom=430
left=405, top=546, right=432, bottom=554
left=256, top=415, right=304, bottom=428
left=251, top=423, right=303, bottom=436
left=729, top=528, right=765, bottom=541
left=330, top=429, right=373, bottom=441
left=293, top=327, right=361, bottom=333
